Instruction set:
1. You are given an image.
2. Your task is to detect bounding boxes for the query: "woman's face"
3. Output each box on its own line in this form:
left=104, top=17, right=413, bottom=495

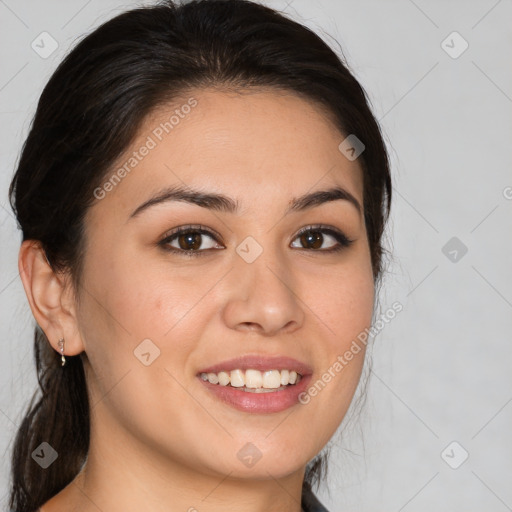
left=75, top=88, right=374, bottom=481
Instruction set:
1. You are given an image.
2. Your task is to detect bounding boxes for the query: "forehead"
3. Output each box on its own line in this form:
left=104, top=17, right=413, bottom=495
left=90, top=88, right=364, bottom=220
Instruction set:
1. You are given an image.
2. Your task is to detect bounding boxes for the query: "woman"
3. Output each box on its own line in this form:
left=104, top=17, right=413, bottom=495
left=8, top=0, right=392, bottom=510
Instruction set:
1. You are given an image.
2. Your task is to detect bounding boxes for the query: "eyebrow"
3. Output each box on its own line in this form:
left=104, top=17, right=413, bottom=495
left=128, top=184, right=362, bottom=219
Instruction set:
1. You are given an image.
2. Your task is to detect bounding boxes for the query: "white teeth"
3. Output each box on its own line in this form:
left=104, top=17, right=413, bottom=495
left=245, top=369, right=263, bottom=388
left=263, top=370, right=281, bottom=388
left=217, top=371, right=230, bottom=386
left=207, top=372, right=219, bottom=385
left=230, top=369, right=245, bottom=388
left=199, top=369, right=303, bottom=389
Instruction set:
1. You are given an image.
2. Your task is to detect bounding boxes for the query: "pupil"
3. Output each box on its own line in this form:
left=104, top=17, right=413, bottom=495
left=179, top=233, right=201, bottom=250
left=301, top=231, right=322, bottom=249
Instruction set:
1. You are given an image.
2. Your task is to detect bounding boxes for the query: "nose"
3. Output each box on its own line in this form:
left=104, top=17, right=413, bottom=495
left=221, top=247, right=305, bottom=337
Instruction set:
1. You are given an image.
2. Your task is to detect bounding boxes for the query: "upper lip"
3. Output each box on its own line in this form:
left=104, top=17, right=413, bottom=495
left=197, top=355, right=313, bottom=376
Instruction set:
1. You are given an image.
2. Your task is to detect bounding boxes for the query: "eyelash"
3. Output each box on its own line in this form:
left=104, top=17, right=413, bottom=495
left=158, top=224, right=354, bottom=258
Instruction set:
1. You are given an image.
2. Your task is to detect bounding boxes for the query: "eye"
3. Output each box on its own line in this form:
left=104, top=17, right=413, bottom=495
left=158, top=223, right=354, bottom=257
left=159, top=225, right=223, bottom=256
left=290, top=225, right=354, bottom=252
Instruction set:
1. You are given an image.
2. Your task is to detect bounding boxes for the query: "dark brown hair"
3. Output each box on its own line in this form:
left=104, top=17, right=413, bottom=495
left=8, top=1, right=392, bottom=510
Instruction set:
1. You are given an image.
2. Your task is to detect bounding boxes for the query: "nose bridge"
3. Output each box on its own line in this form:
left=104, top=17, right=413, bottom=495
left=221, top=236, right=304, bottom=335
left=235, top=237, right=293, bottom=304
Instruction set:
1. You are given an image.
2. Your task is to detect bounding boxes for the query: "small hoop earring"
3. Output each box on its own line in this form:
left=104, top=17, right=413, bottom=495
left=57, top=338, right=66, bottom=367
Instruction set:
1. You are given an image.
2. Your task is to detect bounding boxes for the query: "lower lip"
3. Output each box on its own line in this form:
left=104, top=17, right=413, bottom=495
left=197, top=374, right=312, bottom=414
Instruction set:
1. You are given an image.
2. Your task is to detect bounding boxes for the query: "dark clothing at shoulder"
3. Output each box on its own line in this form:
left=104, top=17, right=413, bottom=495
left=302, top=484, right=330, bottom=512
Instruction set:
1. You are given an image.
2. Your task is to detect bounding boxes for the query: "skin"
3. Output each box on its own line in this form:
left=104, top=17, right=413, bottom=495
left=20, top=88, right=375, bottom=512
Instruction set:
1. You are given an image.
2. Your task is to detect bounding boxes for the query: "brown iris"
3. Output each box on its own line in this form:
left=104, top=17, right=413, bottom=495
left=178, top=232, right=202, bottom=250
left=300, top=230, right=323, bottom=249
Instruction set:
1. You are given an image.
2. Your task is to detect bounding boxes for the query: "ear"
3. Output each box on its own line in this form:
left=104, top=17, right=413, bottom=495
left=18, top=240, right=84, bottom=357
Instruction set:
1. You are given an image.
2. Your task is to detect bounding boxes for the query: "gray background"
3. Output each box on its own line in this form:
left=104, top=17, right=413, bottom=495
left=1, top=0, right=511, bottom=510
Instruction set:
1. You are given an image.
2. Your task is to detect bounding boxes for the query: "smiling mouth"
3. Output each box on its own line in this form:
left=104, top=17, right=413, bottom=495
left=199, top=368, right=302, bottom=392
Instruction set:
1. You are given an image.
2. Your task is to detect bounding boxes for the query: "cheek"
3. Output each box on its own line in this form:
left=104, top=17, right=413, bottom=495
left=80, top=240, right=217, bottom=343
left=296, top=256, right=374, bottom=432
left=76, top=251, right=209, bottom=459
left=76, top=244, right=224, bottom=421
left=310, top=259, right=375, bottom=347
